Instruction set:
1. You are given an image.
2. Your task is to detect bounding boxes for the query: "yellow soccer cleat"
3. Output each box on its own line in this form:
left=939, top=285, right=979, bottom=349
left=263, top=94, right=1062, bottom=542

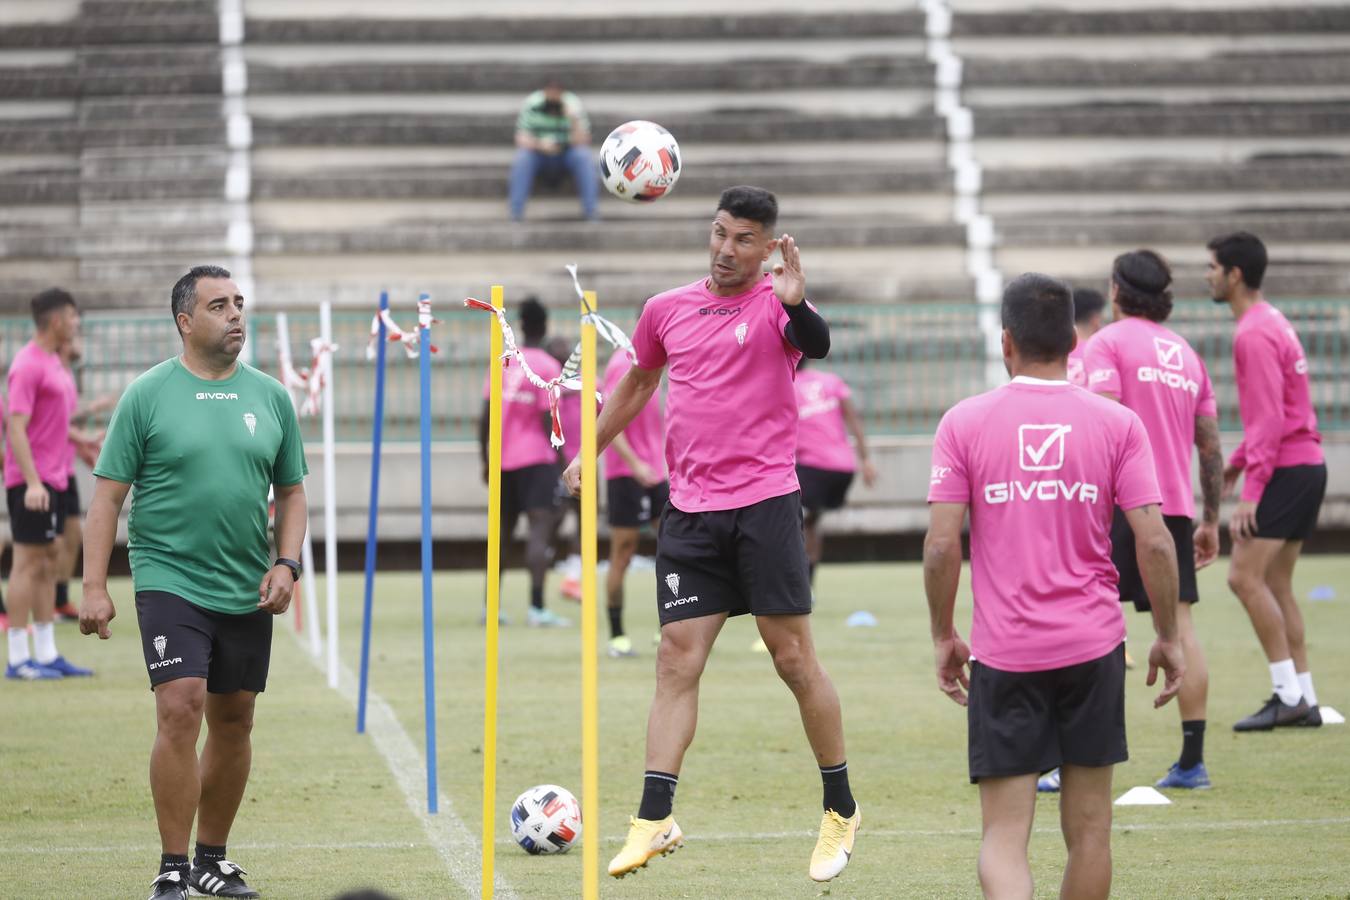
left=809, top=805, right=861, bottom=882
left=607, top=815, right=683, bottom=878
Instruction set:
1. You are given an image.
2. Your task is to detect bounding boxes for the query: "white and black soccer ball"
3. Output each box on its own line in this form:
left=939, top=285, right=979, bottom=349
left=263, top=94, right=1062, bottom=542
left=598, top=120, right=682, bottom=202
left=509, top=784, right=582, bottom=855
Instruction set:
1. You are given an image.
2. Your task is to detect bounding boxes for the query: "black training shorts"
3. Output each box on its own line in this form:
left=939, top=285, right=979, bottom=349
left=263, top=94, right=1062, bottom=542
left=135, top=591, right=273, bottom=693
left=501, top=462, right=562, bottom=527
left=796, top=465, right=855, bottom=514
left=1111, top=509, right=1199, bottom=611
left=607, top=477, right=669, bottom=529
left=1254, top=464, right=1326, bottom=541
left=968, top=644, right=1128, bottom=783
left=6, top=482, right=66, bottom=544
left=60, top=478, right=81, bottom=518
left=654, top=492, right=812, bottom=626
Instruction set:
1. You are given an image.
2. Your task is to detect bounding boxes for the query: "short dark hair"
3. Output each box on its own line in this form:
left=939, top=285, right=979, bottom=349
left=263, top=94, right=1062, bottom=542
left=31, top=287, right=77, bottom=328
left=519, top=296, right=548, bottom=343
left=1207, top=231, right=1267, bottom=289
left=1001, top=273, right=1075, bottom=363
left=1112, top=249, right=1174, bottom=322
left=1071, top=287, right=1106, bottom=324
left=717, top=185, right=778, bottom=231
left=171, top=265, right=232, bottom=334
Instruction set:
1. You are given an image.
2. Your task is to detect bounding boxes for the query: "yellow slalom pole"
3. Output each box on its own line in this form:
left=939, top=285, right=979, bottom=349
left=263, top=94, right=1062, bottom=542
left=482, top=284, right=505, bottom=900
left=580, top=290, right=600, bottom=900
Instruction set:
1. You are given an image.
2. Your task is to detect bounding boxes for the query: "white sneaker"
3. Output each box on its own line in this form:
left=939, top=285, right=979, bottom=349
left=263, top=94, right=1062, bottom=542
left=527, top=607, right=571, bottom=628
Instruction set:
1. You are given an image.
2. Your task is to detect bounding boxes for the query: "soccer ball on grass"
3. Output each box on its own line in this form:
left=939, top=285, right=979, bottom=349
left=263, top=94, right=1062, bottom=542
left=509, top=784, right=582, bottom=854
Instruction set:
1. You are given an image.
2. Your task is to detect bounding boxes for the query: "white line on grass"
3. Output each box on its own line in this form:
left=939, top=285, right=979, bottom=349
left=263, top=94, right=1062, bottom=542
left=288, top=630, right=517, bottom=899
left=14, top=816, right=1348, bottom=857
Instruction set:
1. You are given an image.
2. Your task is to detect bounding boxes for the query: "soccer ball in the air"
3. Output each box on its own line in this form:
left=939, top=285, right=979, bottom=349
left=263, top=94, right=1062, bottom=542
left=599, top=120, right=681, bottom=202
left=509, top=784, right=583, bottom=854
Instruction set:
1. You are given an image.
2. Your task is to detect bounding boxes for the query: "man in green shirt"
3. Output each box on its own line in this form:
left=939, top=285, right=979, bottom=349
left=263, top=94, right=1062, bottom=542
left=80, top=265, right=309, bottom=900
left=508, top=78, right=600, bottom=222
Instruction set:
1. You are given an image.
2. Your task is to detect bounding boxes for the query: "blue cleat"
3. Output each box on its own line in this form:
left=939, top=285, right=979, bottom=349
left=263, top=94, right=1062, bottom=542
left=40, top=656, right=94, bottom=677
left=1155, top=761, right=1211, bottom=790
left=1036, top=768, right=1061, bottom=793
left=6, top=661, right=64, bottom=680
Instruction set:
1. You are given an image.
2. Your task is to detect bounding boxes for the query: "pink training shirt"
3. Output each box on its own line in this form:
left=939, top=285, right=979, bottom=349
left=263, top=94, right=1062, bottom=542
left=1066, top=344, right=1087, bottom=387
left=1228, top=301, right=1323, bottom=503
left=629, top=273, right=802, bottom=512
left=5, top=340, right=78, bottom=491
left=602, top=349, right=666, bottom=482
left=928, top=377, right=1162, bottom=672
left=483, top=345, right=562, bottom=472
left=795, top=369, right=856, bottom=473
left=1083, top=317, right=1217, bottom=519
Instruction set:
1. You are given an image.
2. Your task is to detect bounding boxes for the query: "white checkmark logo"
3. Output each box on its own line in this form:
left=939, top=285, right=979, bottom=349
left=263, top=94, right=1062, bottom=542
left=1154, top=337, right=1184, bottom=370
left=1019, top=424, right=1072, bottom=471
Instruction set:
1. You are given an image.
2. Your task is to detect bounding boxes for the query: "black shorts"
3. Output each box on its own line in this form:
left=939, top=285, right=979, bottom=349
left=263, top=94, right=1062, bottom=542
left=60, top=478, right=80, bottom=518
left=135, top=590, right=273, bottom=693
left=502, top=462, right=562, bottom=528
left=6, top=482, right=67, bottom=544
left=607, top=477, right=669, bottom=529
left=968, top=644, right=1128, bottom=783
left=797, top=465, right=854, bottom=513
left=1255, top=464, right=1326, bottom=541
left=1111, top=509, right=1198, bottom=611
left=654, top=492, right=812, bottom=626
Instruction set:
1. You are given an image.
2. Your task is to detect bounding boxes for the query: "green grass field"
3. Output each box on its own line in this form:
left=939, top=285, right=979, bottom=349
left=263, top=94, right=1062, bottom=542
left=3, top=557, right=1349, bottom=899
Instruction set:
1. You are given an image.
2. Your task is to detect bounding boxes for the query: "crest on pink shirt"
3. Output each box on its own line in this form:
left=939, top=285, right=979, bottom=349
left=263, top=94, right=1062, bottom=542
left=734, top=323, right=748, bottom=346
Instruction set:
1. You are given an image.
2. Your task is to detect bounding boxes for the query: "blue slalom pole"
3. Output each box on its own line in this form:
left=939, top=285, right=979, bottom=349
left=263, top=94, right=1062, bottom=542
left=417, top=292, right=439, bottom=814
left=356, top=290, right=389, bottom=734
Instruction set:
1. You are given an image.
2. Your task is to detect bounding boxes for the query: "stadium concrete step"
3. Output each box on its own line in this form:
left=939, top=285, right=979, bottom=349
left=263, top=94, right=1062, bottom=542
left=982, top=156, right=1350, bottom=193
left=250, top=109, right=946, bottom=148
left=243, top=10, right=927, bottom=43
left=951, top=5, right=1350, bottom=37
left=993, top=209, right=1350, bottom=247
left=0, top=167, right=77, bottom=204
left=246, top=56, right=937, bottom=95
left=962, top=52, right=1350, bottom=88
left=972, top=100, right=1350, bottom=139
left=251, top=161, right=953, bottom=200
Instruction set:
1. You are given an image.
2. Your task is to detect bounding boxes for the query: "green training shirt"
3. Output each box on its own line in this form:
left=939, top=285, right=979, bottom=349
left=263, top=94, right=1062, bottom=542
left=94, top=358, right=309, bottom=615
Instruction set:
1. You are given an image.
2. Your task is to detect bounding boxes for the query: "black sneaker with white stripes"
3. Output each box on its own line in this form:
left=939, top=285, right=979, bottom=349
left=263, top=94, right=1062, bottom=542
left=148, top=870, right=188, bottom=900
left=188, top=860, right=260, bottom=898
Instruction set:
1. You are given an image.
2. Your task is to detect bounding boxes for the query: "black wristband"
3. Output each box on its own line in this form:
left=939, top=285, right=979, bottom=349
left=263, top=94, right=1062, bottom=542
left=274, top=557, right=301, bottom=581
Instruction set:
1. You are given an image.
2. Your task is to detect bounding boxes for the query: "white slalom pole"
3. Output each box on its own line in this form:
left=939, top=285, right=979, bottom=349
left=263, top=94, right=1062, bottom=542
left=277, top=312, right=322, bottom=657
left=321, top=301, right=340, bottom=689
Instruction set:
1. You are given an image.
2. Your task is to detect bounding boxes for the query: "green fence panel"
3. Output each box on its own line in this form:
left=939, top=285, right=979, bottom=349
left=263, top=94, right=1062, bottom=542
left=4, top=299, right=1345, bottom=442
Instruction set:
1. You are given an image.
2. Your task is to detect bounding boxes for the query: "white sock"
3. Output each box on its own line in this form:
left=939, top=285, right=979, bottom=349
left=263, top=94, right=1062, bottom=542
left=1270, top=659, right=1301, bottom=706
left=1298, top=672, right=1318, bottom=707
left=32, top=621, right=58, bottom=665
left=7, top=628, right=31, bottom=667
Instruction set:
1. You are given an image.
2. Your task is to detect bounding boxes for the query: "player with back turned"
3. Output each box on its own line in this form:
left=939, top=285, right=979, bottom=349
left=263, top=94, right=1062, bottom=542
left=563, top=186, right=860, bottom=883
left=924, top=273, right=1184, bottom=900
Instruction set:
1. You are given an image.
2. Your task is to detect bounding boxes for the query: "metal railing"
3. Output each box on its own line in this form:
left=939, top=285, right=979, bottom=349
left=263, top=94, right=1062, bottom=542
left=3, top=299, right=1346, bottom=441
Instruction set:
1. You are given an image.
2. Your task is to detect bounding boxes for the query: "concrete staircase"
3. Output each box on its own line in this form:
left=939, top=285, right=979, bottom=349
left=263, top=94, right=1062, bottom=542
left=0, top=0, right=232, bottom=310
left=950, top=1, right=1350, bottom=298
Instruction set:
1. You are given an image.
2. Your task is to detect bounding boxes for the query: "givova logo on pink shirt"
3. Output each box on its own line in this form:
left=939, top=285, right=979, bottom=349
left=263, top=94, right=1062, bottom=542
left=1018, top=424, right=1071, bottom=471
left=985, top=424, right=1101, bottom=505
left=1153, top=336, right=1185, bottom=370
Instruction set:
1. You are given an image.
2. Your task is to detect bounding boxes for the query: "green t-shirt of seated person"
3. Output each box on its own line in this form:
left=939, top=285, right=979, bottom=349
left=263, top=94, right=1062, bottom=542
left=515, top=89, right=589, bottom=147
left=93, top=358, right=309, bottom=615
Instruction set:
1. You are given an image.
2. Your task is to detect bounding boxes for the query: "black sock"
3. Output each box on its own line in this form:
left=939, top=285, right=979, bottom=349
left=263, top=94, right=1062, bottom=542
left=607, top=606, right=624, bottom=639
left=808, top=562, right=816, bottom=586
left=55, top=581, right=68, bottom=607
left=1179, top=720, right=1206, bottom=770
left=159, top=853, right=189, bottom=877
left=530, top=585, right=543, bottom=610
left=820, top=761, right=855, bottom=818
left=637, top=771, right=677, bottom=820
left=193, top=843, right=226, bottom=869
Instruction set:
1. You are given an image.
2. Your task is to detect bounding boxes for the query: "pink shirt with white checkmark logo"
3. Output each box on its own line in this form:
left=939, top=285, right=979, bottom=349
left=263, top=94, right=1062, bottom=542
left=1082, top=317, right=1216, bottom=519
left=928, top=377, right=1161, bottom=672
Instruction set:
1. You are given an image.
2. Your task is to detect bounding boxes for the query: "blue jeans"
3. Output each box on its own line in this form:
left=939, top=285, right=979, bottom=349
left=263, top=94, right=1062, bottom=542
left=508, top=145, right=599, bottom=221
